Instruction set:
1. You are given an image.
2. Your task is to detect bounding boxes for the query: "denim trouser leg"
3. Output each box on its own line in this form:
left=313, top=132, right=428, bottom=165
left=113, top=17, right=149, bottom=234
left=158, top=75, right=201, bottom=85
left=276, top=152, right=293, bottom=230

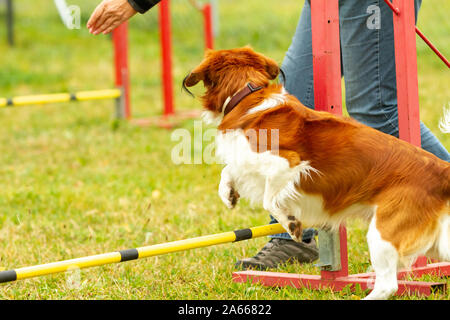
left=339, top=0, right=450, bottom=161
left=270, top=0, right=315, bottom=241
left=270, top=0, right=450, bottom=241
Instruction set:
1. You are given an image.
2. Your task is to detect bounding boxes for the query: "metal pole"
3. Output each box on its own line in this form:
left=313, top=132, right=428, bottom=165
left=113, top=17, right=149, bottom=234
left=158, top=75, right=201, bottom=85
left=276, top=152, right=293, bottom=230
left=0, top=223, right=286, bottom=284
left=112, top=22, right=131, bottom=119
left=383, top=0, right=449, bottom=68
left=391, top=1, right=421, bottom=148
left=203, top=3, right=214, bottom=50
left=311, top=0, right=342, bottom=114
left=159, top=0, right=174, bottom=116
left=390, top=0, right=426, bottom=267
left=414, top=27, right=450, bottom=69
left=310, top=0, right=348, bottom=278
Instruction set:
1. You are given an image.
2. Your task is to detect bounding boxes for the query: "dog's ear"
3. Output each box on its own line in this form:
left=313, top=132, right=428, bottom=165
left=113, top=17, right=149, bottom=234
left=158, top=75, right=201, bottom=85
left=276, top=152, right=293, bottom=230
left=184, top=49, right=215, bottom=87
left=184, top=68, right=205, bottom=87
left=265, top=57, right=280, bottom=80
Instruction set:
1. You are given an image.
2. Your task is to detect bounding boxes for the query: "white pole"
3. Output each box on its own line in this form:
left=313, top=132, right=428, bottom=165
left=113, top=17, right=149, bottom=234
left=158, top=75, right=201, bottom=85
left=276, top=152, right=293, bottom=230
left=210, top=0, right=219, bottom=37
left=54, top=0, right=80, bottom=30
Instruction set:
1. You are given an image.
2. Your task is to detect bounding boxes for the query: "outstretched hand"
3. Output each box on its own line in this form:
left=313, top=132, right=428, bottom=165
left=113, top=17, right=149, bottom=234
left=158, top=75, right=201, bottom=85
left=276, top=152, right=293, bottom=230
left=87, top=0, right=137, bottom=35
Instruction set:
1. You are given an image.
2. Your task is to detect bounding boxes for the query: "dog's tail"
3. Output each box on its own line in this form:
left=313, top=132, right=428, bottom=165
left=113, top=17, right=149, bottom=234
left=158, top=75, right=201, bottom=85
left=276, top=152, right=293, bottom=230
left=439, top=103, right=450, bottom=134
left=431, top=211, right=450, bottom=262
left=438, top=104, right=450, bottom=199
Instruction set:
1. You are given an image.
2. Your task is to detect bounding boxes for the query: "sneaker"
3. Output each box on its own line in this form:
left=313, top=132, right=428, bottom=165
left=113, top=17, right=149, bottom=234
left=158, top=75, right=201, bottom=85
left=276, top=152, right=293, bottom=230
left=234, top=238, right=319, bottom=270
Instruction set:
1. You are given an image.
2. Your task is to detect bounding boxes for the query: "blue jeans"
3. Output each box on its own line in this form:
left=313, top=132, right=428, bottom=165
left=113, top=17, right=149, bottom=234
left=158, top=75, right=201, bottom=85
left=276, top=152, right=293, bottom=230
left=270, top=0, right=450, bottom=241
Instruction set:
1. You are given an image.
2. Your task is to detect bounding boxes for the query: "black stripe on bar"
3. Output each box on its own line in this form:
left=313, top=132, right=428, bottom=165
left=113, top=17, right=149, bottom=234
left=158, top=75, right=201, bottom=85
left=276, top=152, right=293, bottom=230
left=6, top=98, right=13, bottom=106
left=69, top=93, right=77, bottom=101
left=0, top=270, right=17, bottom=283
left=233, top=228, right=253, bottom=242
left=119, top=249, right=139, bottom=262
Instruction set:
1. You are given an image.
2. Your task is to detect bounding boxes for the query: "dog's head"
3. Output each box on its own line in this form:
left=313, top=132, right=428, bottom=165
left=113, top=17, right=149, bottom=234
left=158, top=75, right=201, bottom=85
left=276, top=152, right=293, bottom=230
left=183, top=46, right=280, bottom=118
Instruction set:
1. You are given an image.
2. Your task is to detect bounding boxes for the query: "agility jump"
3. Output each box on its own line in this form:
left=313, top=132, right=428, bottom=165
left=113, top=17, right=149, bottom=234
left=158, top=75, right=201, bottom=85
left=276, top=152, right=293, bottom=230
left=0, top=89, right=122, bottom=107
left=233, top=0, right=450, bottom=298
left=0, top=21, right=130, bottom=119
left=1, top=0, right=215, bottom=125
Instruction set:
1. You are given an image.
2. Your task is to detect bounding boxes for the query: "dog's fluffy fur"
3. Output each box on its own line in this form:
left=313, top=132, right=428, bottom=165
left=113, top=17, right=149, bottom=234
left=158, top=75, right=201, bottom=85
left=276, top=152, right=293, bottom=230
left=184, top=47, right=450, bottom=300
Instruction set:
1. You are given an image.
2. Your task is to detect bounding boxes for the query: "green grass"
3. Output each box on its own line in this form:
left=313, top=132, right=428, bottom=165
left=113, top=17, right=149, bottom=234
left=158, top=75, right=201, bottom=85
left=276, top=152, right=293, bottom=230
left=0, top=0, right=449, bottom=300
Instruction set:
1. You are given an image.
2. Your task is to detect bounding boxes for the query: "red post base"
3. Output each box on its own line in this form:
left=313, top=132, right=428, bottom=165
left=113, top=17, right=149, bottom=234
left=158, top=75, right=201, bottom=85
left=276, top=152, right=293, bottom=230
left=232, top=262, right=450, bottom=297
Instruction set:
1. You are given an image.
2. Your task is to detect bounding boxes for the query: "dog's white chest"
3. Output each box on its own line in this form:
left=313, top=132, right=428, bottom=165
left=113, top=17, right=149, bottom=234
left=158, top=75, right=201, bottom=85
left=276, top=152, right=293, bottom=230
left=216, top=130, right=312, bottom=206
left=216, top=130, right=279, bottom=205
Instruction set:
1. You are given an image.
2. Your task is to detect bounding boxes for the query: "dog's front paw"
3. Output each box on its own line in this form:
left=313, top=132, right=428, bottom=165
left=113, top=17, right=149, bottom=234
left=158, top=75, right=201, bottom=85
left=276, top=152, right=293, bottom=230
left=287, top=216, right=303, bottom=242
left=218, top=183, right=240, bottom=209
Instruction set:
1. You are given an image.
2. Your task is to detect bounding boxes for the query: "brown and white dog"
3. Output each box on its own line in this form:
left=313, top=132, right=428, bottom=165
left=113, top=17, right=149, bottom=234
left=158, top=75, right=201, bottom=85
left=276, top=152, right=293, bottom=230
left=183, top=47, right=450, bottom=300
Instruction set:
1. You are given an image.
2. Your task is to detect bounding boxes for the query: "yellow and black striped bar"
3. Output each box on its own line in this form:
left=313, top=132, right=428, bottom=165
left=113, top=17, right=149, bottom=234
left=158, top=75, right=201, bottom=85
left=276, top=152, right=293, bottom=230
left=0, top=223, right=285, bottom=284
left=0, top=89, right=122, bottom=108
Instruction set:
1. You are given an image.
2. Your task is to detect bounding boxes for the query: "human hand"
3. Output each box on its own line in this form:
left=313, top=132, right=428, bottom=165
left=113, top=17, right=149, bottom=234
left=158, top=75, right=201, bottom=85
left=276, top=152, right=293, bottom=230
left=87, top=0, right=137, bottom=35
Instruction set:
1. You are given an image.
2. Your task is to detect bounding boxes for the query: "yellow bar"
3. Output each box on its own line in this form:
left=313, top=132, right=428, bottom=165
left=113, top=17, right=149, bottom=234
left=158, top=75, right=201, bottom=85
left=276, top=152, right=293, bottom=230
left=75, top=89, right=121, bottom=101
left=10, top=93, right=72, bottom=106
left=5, top=224, right=286, bottom=283
left=0, top=98, right=7, bottom=108
left=137, top=224, right=286, bottom=258
left=250, top=223, right=286, bottom=238
left=15, top=252, right=121, bottom=281
left=0, top=89, right=121, bottom=107
left=137, top=232, right=237, bottom=258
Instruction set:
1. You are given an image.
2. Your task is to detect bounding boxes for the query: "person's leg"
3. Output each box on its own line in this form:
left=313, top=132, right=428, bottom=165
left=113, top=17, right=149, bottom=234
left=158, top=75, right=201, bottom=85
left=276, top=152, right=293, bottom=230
left=281, top=0, right=315, bottom=110
left=270, top=0, right=317, bottom=242
left=339, top=0, right=450, bottom=161
left=268, top=0, right=317, bottom=242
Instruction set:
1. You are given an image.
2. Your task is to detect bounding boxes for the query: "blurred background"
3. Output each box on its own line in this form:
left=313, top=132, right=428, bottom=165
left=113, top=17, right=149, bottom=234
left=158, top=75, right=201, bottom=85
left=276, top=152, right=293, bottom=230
left=0, top=0, right=448, bottom=120
left=0, top=0, right=302, bottom=118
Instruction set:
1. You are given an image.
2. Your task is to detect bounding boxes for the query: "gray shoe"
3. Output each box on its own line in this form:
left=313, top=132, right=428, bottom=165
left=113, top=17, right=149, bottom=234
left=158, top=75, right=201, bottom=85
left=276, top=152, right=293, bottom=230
left=234, top=238, right=319, bottom=270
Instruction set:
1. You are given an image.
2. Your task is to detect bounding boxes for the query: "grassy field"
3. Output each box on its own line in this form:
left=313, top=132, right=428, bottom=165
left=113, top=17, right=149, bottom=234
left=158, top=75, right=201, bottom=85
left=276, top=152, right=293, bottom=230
left=0, top=0, right=449, bottom=300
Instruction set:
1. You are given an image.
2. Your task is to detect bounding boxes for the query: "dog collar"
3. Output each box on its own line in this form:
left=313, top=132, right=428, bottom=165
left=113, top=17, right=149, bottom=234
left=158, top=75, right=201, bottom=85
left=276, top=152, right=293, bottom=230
left=223, top=83, right=263, bottom=116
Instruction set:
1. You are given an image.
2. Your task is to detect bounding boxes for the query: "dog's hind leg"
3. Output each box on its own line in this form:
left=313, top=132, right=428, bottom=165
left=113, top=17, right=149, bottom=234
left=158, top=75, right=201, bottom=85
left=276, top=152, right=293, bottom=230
left=261, top=151, right=317, bottom=242
left=364, top=215, right=399, bottom=300
left=426, top=213, right=450, bottom=262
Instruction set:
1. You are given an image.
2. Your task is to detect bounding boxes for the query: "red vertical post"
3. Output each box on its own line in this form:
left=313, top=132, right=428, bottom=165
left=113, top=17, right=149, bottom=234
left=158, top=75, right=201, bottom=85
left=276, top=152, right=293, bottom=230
left=391, top=0, right=424, bottom=267
left=202, top=3, right=214, bottom=50
left=311, top=0, right=342, bottom=114
left=112, top=22, right=131, bottom=119
left=159, top=0, right=174, bottom=116
left=311, top=0, right=348, bottom=279
left=392, top=0, right=421, bottom=147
